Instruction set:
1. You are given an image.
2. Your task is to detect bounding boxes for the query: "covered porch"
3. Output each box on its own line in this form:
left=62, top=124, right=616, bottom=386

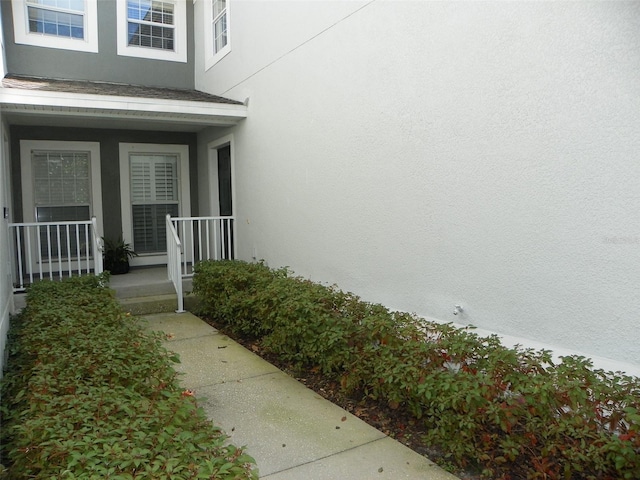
left=1, top=75, right=246, bottom=313
left=9, top=214, right=235, bottom=312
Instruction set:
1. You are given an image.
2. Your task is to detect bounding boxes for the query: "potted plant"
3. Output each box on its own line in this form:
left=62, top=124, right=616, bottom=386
left=103, top=236, right=138, bottom=274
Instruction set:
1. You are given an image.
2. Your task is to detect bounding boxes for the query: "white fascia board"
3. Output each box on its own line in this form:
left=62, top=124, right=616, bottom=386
left=0, top=88, right=247, bottom=122
left=1, top=105, right=243, bottom=127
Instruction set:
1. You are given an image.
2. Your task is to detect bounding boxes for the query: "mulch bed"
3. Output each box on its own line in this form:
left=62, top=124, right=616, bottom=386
left=201, top=316, right=483, bottom=479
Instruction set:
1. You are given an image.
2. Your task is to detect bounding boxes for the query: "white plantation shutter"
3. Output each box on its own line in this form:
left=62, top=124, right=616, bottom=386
left=31, top=150, right=92, bottom=258
left=131, top=161, right=151, bottom=202
left=154, top=159, right=177, bottom=201
left=130, top=154, right=179, bottom=253
left=32, top=151, right=91, bottom=219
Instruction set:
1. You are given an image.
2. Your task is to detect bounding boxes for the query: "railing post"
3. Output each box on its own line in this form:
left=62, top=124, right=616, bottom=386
left=91, top=217, right=104, bottom=275
left=166, top=214, right=185, bottom=313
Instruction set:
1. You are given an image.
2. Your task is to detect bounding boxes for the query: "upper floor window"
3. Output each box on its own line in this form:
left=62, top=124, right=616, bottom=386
left=116, top=0, right=187, bottom=62
left=212, top=0, right=227, bottom=54
left=12, top=0, right=99, bottom=52
left=204, top=0, right=230, bottom=70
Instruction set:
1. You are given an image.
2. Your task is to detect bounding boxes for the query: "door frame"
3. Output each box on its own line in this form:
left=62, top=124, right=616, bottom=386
left=207, top=134, right=236, bottom=218
left=118, top=142, right=191, bottom=267
left=18, top=140, right=104, bottom=273
left=20, top=140, right=103, bottom=230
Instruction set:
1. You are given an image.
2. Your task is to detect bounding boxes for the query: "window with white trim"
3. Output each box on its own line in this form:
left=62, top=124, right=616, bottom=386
left=118, top=143, right=190, bottom=265
left=204, top=0, right=230, bottom=70
left=212, top=0, right=227, bottom=54
left=33, top=150, right=91, bottom=222
left=11, top=0, right=99, bottom=52
left=130, top=154, right=179, bottom=253
left=33, top=150, right=91, bottom=258
left=19, top=140, right=104, bottom=262
left=116, top=0, right=187, bottom=62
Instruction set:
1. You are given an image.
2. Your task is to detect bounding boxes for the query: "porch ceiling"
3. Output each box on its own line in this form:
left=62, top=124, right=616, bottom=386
left=0, top=75, right=247, bottom=132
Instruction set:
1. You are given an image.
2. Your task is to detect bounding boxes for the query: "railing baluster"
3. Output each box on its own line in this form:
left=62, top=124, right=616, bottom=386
left=9, top=220, right=99, bottom=292
left=182, top=219, right=187, bottom=274
left=25, top=226, right=33, bottom=286
left=74, top=224, right=81, bottom=276
left=66, top=224, right=72, bottom=278
left=197, top=219, right=203, bottom=266
left=84, top=224, right=90, bottom=274
left=15, top=227, right=24, bottom=290
left=213, top=219, right=219, bottom=260
left=224, top=218, right=231, bottom=260
left=205, top=219, right=211, bottom=260
left=45, top=225, right=52, bottom=280
left=36, top=224, right=43, bottom=280
left=56, top=225, right=63, bottom=280
left=189, top=219, right=195, bottom=275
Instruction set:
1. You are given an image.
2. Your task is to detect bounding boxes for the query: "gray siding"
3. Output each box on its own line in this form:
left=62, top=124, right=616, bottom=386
left=10, top=125, right=198, bottom=239
left=0, top=0, right=195, bottom=89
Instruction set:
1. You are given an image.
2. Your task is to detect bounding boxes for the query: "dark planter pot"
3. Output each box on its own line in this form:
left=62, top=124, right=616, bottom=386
left=106, top=260, right=130, bottom=275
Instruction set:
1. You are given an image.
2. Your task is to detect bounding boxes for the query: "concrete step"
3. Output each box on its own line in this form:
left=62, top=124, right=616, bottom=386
left=110, top=278, right=193, bottom=299
left=118, top=292, right=201, bottom=316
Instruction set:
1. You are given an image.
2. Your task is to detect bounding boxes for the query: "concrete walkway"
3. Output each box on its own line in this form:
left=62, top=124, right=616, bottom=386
left=140, top=311, right=459, bottom=480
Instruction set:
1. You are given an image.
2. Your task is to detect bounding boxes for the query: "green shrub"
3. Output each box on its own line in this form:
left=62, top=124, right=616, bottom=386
left=193, top=260, right=640, bottom=480
left=0, top=275, right=257, bottom=479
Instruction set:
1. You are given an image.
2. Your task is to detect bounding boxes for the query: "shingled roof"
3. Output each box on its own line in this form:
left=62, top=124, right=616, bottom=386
left=2, top=74, right=243, bottom=105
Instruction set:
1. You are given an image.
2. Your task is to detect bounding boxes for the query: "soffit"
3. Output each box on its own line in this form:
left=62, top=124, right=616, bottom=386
left=0, top=75, right=247, bottom=132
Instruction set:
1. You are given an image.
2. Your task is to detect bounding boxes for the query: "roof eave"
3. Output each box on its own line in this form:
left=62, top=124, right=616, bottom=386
left=0, top=87, right=248, bottom=127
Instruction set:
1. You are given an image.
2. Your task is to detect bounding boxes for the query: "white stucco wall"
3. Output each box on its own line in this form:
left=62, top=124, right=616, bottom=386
left=0, top=4, right=10, bottom=378
left=195, top=1, right=640, bottom=372
left=0, top=119, right=10, bottom=380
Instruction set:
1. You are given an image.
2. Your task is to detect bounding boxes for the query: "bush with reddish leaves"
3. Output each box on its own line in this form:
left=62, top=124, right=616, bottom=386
left=194, top=260, right=640, bottom=479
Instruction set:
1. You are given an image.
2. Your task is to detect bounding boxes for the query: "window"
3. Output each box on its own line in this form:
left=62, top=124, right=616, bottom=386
left=27, top=0, right=84, bottom=39
left=204, top=0, right=230, bottom=69
left=119, top=143, right=190, bottom=265
left=33, top=150, right=91, bottom=220
left=130, top=154, right=179, bottom=253
left=212, top=0, right=227, bottom=55
left=12, top=0, right=99, bottom=52
left=126, top=0, right=175, bottom=51
left=19, top=140, right=104, bottom=262
left=116, top=0, right=187, bottom=62
left=33, top=150, right=91, bottom=258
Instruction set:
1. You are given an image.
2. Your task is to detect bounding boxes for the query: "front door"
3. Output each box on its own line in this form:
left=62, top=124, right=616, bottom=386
left=213, top=142, right=234, bottom=259
left=129, top=153, right=179, bottom=254
left=19, top=140, right=103, bottom=268
left=119, top=143, right=190, bottom=266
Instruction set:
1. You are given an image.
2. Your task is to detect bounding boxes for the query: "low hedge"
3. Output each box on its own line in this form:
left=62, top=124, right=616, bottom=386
left=193, top=260, right=640, bottom=480
left=0, top=275, right=257, bottom=480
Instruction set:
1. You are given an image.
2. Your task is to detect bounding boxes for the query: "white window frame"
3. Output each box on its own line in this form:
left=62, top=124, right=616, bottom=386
left=11, top=0, right=99, bottom=53
left=20, top=140, right=103, bottom=233
left=204, top=0, right=230, bottom=70
left=116, top=0, right=187, bottom=62
left=119, top=143, right=190, bottom=266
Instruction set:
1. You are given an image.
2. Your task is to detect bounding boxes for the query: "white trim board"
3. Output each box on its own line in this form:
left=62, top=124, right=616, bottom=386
left=19, top=140, right=103, bottom=235
left=119, top=142, right=190, bottom=267
left=0, top=88, right=247, bottom=127
left=116, top=0, right=187, bottom=62
left=11, top=0, right=99, bottom=53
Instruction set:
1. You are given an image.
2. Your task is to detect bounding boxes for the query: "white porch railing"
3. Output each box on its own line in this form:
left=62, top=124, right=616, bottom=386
left=166, top=215, right=235, bottom=312
left=9, top=217, right=104, bottom=292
